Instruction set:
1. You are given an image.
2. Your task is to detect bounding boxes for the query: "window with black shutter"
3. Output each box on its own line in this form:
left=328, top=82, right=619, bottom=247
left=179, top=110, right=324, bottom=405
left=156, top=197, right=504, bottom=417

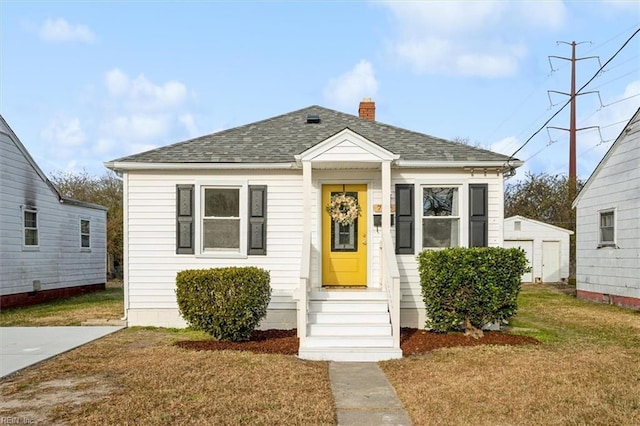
left=248, top=185, right=267, bottom=255
left=469, top=184, right=488, bottom=247
left=176, top=184, right=194, bottom=254
left=395, top=184, right=415, bottom=254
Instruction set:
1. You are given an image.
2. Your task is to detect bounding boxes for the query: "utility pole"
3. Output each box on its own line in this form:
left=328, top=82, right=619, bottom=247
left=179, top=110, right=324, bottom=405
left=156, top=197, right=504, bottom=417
left=548, top=41, right=600, bottom=200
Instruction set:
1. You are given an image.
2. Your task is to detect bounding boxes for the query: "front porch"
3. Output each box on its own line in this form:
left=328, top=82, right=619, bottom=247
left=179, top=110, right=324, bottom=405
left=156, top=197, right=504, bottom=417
left=296, top=231, right=403, bottom=362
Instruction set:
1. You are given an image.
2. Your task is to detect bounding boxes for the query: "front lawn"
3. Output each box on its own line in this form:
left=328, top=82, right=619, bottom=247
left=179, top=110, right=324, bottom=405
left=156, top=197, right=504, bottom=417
left=381, top=284, right=640, bottom=425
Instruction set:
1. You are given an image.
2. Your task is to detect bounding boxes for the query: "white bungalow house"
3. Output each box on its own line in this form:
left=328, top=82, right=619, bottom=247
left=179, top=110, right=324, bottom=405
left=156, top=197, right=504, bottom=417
left=0, top=115, right=107, bottom=309
left=504, top=216, right=573, bottom=283
left=105, top=99, right=522, bottom=361
left=572, top=107, right=640, bottom=310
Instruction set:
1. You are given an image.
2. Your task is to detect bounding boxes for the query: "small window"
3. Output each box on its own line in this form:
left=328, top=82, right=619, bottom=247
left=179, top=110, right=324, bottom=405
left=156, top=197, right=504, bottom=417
left=24, top=209, right=38, bottom=246
left=599, top=210, right=615, bottom=246
left=514, top=221, right=521, bottom=231
left=422, top=187, right=459, bottom=248
left=202, top=187, right=240, bottom=252
left=81, top=219, right=91, bottom=248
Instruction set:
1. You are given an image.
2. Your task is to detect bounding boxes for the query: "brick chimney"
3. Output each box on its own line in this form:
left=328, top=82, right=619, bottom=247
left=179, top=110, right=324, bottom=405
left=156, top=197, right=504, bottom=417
left=358, top=98, right=375, bottom=121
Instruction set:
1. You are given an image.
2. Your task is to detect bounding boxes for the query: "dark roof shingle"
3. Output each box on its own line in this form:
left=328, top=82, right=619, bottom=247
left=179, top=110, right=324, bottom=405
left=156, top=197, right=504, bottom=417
left=109, top=105, right=511, bottom=164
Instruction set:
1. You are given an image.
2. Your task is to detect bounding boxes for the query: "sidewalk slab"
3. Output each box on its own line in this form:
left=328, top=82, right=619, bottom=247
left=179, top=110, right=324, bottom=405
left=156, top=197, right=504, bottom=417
left=0, top=326, right=124, bottom=378
left=330, top=362, right=412, bottom=425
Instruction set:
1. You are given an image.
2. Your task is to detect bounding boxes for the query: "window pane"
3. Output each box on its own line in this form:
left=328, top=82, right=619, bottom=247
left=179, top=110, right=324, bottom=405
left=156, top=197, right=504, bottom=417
left=423, top=188, right=458, bottom=216
left=25, top=229, right=38, bottom=246
left=24, top=211, right=37, bottom=227
left=600, top=212, right=613, bottom=227
left=204, top=189, right=239, bottom=217
left=423, top=218, right=459, bottom=248
left=203, top=218, right=240, bottom=249
left=81, top=220, right=90, bottom=234
left=81, top=235, right=91, bottom=248
left=600, top=228, right=614, bottom=243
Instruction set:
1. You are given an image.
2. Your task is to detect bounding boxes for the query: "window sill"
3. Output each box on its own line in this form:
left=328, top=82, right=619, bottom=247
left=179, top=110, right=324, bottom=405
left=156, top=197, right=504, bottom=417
left=81, top=248, right=92, bottom=253
left=22, top=246, right=40, bottom=252
left=196, top=252, right=248, bottom=260
left=597, top=243, right=618, bottom=249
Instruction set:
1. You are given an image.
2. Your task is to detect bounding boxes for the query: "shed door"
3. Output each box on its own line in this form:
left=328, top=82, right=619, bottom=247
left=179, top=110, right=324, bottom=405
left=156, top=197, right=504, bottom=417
left=504, top=240, right=533, bottom=283
left=321, top=184, right=367, bottom=286
left=542, top=241, right=561, bottom=283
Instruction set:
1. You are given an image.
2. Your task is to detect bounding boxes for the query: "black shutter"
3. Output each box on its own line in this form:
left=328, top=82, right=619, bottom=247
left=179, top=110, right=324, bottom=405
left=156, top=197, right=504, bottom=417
left=395, top=184, right=415, bottom=254
left=469, top=184, right=488, bottom=247
left=176, top=185, right=194, bottom=254
left=248, top=185, right=267, bottom=255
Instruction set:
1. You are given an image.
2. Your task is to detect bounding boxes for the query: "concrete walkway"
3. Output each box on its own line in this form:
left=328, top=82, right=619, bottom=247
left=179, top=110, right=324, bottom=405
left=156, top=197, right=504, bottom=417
left=0, top=326, right=124, bottom=378
left=330, top=362, right=412, bottom=425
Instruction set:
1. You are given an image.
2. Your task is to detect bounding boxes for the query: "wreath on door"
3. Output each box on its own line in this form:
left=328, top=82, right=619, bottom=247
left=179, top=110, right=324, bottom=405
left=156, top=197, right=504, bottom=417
left=326, top=193, right=361, bottom=226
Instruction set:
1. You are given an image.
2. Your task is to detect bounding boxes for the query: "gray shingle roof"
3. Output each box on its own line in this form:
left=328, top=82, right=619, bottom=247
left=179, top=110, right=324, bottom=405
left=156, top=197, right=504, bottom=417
left=109, top=105, right=512, bottom=164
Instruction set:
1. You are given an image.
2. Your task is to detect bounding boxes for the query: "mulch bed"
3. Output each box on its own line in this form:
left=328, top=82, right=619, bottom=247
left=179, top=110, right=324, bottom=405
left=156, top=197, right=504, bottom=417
left=175, top=328, right=540, bottom=357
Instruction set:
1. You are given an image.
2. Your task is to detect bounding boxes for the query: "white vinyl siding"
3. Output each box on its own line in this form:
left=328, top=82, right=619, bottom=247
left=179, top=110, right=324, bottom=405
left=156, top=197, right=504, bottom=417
left=125, top=170, right=303, bottom=312
left=1, top=121, right=107, bottom=297
left=575, top=113, right=640, bottom=300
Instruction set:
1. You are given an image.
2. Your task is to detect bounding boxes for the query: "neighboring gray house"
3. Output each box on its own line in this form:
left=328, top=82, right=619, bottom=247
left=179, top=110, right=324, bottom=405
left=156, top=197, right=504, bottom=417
left=504, top=216, right=573, bottom=283
left=0, top=115, right=108, bottom=309
left=106, top=100, right=522, bottom=361
left=572, top=108, right=640, bottom=310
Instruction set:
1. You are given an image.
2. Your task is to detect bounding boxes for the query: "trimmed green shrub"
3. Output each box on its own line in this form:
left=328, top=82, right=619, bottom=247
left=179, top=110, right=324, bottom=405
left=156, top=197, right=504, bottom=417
left=176, top=266, right=271, bottom=341
left=418, top=247, right=529, bottom=337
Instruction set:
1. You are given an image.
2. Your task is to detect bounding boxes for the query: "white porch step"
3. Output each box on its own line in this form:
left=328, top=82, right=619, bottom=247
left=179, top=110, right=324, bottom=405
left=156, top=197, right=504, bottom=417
left=308, top=311, right=390, bottom=324
left=303, top=335, right=394, bottom=348
left=308, top=323, right=391, bottom=336
left=298, top=347, right=403, bottom=362
left=309, top=300, right=388, bottom=313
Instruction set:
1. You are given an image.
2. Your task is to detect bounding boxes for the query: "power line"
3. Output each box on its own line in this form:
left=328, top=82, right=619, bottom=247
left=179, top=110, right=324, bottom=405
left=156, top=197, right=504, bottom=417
left=508, top=26, right=640, bottom=161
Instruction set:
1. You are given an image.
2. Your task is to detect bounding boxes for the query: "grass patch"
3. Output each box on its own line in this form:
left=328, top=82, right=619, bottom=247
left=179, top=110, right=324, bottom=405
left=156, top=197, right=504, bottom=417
left=0, top=328, right=335, bottom=425
left=0, top=284, right=123, bottom=326
left=381, top=284, right=640, bottom=425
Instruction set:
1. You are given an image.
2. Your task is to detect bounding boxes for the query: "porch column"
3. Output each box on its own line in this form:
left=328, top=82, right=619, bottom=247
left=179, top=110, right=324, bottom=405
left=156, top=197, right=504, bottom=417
left=381, top=160, right=391, bottom=234
left=302, top=161, right=312, bottom=236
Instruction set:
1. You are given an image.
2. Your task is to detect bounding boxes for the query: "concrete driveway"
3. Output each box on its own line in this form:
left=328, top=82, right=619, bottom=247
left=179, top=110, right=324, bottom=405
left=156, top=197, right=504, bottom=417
left=0, top=326, right=124, bottom=378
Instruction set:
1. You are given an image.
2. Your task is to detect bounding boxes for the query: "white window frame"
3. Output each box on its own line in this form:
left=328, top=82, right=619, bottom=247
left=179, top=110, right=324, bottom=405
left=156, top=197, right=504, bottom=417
left=598, top=208, right=616, bottom=248
left=420, top=184, right=462, bottom=249
left=195, top=181, right=247, bottom=258
left=22, top=206, right=39, bottom=250
left=80, top=217, right=91, bottom=250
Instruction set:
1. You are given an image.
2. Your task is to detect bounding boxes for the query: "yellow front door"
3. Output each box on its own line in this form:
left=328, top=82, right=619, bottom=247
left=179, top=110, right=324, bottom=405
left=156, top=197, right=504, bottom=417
left=322, top=184, right=367, bottom=286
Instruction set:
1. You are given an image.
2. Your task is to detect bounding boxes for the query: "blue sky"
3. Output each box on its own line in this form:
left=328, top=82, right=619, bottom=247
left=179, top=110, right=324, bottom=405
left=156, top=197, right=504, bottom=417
left=1, top=1, right=639, bottom=182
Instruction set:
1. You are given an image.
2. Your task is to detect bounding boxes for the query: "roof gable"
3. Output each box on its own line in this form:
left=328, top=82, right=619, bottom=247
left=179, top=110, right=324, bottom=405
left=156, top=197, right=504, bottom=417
left=296, top=128, right=398, bottom=164
left=505, top=215, right=574, bottom=234
left=572, top=108, right=640, bottom=207
left=106, top=105, right=515, bottom=170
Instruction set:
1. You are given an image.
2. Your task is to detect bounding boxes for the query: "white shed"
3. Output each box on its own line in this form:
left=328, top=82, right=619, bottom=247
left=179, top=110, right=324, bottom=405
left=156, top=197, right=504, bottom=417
left=504, top=216, right=573, bottom=283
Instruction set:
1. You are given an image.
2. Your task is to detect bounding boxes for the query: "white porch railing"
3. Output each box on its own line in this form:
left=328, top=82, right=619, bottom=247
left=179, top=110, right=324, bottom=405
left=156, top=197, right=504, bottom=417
left=297, top=232, right=311, bottom=346
left=381, top=230, right=401, bottom=350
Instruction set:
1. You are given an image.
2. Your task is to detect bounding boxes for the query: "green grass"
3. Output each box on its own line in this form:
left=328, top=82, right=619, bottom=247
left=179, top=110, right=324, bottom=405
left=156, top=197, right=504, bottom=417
left=510, top=284, right=640, bottom=348
left=0, top=285, right=123, bottom=326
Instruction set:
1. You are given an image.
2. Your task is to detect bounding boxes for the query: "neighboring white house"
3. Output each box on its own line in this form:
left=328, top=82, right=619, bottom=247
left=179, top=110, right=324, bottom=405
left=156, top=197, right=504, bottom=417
left=503, top=216, right=573, bottom=284
left=105, top=99, right=522, bottom=361
left=572, top=108, right=640, bottom=311
left=0, top=115, right=107, bottom=309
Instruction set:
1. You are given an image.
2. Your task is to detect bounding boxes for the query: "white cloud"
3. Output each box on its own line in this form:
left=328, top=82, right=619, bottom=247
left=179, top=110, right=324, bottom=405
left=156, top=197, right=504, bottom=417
left=323, top=60, right=379, bottom=109
left=41, top=116, right=86, bottom=148
left=489, top=136, right=520, bottom=156
left=179, top=114, right=199, bottom=138
left=104, top=68, right=188, bottom=111
left=39, top=18, right=95, bottom=43
left=382, top=1, right=567, bottom=78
